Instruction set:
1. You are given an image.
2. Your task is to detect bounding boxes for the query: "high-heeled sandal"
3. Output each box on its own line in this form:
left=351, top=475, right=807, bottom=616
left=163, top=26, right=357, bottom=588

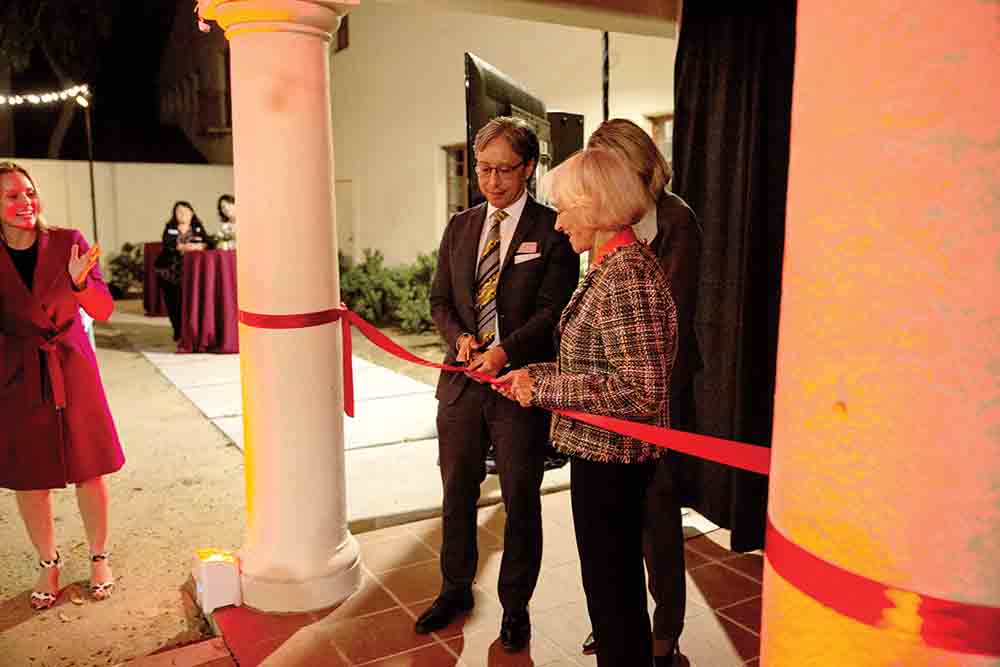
left=30, top=552, right=62, bottom=611
left=89, top=552, right=115, bottom=601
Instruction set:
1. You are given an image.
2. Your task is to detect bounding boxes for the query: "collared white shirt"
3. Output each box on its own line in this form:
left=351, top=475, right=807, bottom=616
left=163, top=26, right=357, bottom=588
left=477, top=188, right=528, bottom=270
left=474, top=189, right=529, bottom=348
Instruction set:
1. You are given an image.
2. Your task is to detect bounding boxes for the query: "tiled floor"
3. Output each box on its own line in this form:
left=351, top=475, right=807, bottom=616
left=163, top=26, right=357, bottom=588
left=155, top=492, right=762, bottom=667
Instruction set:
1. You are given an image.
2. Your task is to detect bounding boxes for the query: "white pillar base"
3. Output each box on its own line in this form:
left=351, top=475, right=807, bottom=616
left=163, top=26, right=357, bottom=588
left=241, top=534, right=361, bottom=613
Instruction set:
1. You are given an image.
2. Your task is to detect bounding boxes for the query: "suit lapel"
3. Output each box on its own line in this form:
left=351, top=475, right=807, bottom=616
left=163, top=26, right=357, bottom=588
left=559, top=265, right=595, bottom=333
left=0, top=231, right=56, bottom=328
left=501, top=196, right=538, bottom=276
left=459, top=204, right=488, bottom=327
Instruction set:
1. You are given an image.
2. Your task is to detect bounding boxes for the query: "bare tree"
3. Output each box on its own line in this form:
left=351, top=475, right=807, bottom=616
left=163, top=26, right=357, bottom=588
left=0, top=1, right=113, bottom=158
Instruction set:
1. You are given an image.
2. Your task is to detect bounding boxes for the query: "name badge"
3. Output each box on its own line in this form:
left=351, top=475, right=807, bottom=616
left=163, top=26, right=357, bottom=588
left=518, top=241, right=538, bottom=254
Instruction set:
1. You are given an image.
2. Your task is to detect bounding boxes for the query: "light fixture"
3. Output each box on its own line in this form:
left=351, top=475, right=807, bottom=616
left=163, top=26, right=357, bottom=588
left=192, top=548, right=243, bottom=614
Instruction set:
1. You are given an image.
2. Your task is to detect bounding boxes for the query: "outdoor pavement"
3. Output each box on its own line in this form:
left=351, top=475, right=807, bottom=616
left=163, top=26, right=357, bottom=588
left=126, top=506, right=761, bottom=667
left=139, top=342, right=572, bottom=532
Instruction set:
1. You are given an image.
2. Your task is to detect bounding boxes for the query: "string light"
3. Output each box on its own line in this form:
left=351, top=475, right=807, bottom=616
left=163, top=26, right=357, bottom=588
left=0, top=84, right=91, bottom=107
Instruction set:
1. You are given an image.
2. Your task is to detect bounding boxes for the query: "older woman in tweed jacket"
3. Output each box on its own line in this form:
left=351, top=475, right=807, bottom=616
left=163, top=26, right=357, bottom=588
left=496, top=148, right=677, bottom=667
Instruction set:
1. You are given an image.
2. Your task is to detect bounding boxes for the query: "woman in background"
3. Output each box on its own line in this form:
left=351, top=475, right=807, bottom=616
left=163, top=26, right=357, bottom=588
left=0, top=162, right=123, bottom=610
left=156, top=201, right=210, bottom=341
left=217, top=194, right=236, bottom=248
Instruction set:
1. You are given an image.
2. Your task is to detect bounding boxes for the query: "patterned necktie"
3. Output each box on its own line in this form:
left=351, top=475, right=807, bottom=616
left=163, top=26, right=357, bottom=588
left=475, top=209, right=508, bottom=346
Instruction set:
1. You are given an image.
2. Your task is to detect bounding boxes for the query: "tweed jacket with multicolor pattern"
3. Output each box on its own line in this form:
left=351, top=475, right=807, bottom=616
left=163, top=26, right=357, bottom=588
left=527, top=241, right=677, bottom=464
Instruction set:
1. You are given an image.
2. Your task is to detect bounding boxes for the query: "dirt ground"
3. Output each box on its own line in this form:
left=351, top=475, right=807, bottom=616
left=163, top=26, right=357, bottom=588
left=0, top=300, right=447, bottom=667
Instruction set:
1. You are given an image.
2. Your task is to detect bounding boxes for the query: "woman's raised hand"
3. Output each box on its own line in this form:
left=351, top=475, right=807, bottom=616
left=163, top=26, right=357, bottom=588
left=69, top=243, right=100, bottom=287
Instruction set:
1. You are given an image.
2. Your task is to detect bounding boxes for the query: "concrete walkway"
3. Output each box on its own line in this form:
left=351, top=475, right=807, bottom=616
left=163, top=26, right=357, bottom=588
left=140, top=342, right=571, bottom=532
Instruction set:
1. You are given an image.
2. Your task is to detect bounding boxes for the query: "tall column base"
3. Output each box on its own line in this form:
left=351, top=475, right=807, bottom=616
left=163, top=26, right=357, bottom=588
left=241, top=534, right=361, bottom=612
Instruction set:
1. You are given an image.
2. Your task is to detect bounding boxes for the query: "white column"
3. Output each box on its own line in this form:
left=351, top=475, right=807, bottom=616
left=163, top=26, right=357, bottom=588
left=762, top=2, right=999, bottom=664
left=200, top=0, right=361, bottom=612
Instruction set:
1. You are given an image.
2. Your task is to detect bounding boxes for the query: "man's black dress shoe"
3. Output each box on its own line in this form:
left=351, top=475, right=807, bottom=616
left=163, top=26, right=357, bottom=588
left=654, top=639, right=681, bottom=666
left=414, top=591, right=474, bottom=634
left=581, top=631, right=597, bottom=655
left=499, top=608, right=531, bottom=652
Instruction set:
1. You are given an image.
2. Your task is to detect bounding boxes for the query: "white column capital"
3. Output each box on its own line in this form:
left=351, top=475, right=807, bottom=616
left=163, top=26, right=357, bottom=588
left=199, top=0, right=359, bottom=39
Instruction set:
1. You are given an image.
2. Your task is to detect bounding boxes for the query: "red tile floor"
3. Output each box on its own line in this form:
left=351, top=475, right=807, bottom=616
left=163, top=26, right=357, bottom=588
left=128, top=491, right=763, bottom=666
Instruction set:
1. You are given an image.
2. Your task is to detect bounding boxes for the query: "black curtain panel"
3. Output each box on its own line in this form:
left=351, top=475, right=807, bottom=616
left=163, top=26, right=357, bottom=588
left=670, top=4, right=796, bottom=552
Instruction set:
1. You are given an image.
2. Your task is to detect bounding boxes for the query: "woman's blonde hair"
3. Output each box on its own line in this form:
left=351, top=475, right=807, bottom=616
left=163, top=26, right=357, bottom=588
left=542, top=148, right=652, bottom=232
left=0, top=161, right=49, bottom=237
left=587, top=118, right=671, bottom=199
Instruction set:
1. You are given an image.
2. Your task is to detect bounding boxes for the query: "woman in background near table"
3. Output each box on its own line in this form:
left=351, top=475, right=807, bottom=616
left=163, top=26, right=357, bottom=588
left=217, top=194, right=236, bottom=249
left=495, top=148, right=677, bottom=666
left=0, top=161, right=124, bottom=610
left=156, top=201, right=211, bottom=342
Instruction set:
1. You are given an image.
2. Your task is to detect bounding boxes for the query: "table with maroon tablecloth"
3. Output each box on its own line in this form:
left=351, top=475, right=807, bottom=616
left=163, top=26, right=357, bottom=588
left=143, top=242, right=168, bottom=316
left=178, top=249, right=239, bottom=354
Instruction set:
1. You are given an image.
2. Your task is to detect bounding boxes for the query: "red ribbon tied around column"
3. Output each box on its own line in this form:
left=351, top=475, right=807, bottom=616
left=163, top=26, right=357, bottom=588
left=238, top=305, right=769, bottom=467
left=237, top=305, right=498, bottom=419
left=237, top=303, right=1000, bottom=655
left=766, top=517, right=1000, bottom=656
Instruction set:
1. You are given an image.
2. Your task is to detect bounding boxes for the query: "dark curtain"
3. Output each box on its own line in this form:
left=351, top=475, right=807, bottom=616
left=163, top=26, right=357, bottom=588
left=670, top=4, right=796, bottom=552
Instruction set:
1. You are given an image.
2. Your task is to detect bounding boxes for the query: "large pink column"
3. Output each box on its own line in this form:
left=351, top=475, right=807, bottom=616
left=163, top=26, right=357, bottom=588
left=762, top=2, right=999, bottom=665
left=199, top=0, right=361, bottom=612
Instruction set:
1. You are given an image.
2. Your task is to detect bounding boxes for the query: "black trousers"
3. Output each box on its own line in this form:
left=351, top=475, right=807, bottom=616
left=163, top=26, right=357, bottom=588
left=571, top=456, right=657, bottom=667
left=160, top=281, right=182, bottom=341
left=436, top=381, right=548, bottom=611
left=643, top=383, right=692, bottom=642
left=644, top=454, right=686, bottom=642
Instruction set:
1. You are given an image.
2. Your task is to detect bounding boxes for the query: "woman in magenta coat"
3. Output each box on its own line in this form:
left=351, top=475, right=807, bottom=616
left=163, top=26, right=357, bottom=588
left=0, top=162, right=123, bottom=610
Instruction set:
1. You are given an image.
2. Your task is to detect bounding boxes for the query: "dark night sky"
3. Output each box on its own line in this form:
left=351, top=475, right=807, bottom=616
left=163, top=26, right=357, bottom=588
left=10, top=1, right=205, bottom=163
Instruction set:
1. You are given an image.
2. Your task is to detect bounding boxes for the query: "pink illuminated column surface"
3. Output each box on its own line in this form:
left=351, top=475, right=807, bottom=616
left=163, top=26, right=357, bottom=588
left=764, top=2, right=999, bottom=666
left=198, top=0, right=361, bottom=612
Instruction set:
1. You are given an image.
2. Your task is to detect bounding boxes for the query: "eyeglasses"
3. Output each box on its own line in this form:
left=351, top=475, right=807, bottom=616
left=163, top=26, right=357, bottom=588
left=474, top=161, right=524, bottom=178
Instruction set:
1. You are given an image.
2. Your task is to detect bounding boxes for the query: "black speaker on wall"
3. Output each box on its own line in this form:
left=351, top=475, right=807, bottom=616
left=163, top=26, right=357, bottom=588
left=546, top=112, right=584, bottom=169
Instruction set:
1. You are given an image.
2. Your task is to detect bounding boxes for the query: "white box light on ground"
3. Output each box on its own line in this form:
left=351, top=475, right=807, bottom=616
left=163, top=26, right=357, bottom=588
left=192, top=548, right=242, bottom=614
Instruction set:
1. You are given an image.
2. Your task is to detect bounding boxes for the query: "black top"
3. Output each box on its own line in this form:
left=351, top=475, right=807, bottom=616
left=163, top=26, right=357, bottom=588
left=5, top=240, right=38, bottom=290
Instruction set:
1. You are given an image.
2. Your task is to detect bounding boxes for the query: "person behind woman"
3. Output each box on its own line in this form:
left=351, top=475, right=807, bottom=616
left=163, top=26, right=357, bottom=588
left=156, top=201, right=211, bottom=341
left=495, top=148, right=677, bottom=666
left=0, top=162, right=124, bottom=610
left=577, top=118, right=702, bottom=664
left=217, top=194, right=236, bottom=248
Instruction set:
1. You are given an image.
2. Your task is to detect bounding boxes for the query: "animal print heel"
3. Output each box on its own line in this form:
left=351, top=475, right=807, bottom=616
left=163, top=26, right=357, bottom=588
left=30, top=552, right=62, bottom=611
left=89, top=552, right=115, bottom=601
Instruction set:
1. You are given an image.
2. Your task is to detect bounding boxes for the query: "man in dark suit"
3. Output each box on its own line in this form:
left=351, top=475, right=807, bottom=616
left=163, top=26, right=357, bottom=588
left=418, top=117, right=578, bottom=651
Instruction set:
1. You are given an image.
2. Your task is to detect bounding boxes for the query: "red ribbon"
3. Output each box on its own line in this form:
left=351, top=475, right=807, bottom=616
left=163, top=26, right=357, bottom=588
left=238, top=304, right=999, bottom=654
left=766, top=517, right=1000, bottom=656
left=555, top=409, right=771, bottom=475
left=239, top=305, right=767, bottom=472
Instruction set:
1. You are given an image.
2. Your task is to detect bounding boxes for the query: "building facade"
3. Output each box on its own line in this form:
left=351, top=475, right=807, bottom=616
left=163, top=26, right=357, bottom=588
left=160, top=1, right=676, bottom=264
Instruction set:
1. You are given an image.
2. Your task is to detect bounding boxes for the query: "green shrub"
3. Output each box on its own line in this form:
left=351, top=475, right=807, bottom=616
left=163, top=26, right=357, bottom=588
left=339, top=249, right=394, bottom=325
left=108, top=242, right=144, bottom=299
left=339, top=249, right=438, bottom=334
